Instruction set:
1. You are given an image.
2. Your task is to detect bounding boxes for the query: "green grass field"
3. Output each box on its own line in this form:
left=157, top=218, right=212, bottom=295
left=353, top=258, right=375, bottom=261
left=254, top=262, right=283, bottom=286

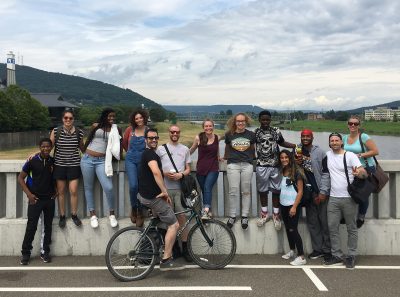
left=0, top=121, right=225, bottom=160
left=279, top=120, right=400, bottom=136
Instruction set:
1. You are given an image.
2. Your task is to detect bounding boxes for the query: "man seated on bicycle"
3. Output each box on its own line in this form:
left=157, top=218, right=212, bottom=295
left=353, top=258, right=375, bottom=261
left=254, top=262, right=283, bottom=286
left=137, top=128, right=185, bottom=271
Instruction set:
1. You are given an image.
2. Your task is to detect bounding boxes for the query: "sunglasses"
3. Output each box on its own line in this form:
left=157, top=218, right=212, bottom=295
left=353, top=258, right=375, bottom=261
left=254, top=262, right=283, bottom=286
left=63, top=117, right=73, bottom=120
left=147, top=136, right=159, bottom=140
left=169, top=131, right=180, bottom=134
left=348, top=122, right=360, bottom=126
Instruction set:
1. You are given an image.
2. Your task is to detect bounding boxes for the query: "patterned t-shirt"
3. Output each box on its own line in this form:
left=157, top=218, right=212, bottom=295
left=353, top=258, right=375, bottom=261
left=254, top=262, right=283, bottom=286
left=255, top=126, right=284, bottom=167
left=224, top=129, right=256, bottom=164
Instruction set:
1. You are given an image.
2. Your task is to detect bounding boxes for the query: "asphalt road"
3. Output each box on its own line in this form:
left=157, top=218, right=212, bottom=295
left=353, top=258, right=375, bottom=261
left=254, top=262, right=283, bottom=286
left=1, top=255, right=400, bottom=297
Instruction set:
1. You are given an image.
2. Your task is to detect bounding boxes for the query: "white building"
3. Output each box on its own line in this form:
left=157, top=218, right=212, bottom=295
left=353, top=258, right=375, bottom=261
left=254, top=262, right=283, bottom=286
left=364, top=106, right=400, bottom=121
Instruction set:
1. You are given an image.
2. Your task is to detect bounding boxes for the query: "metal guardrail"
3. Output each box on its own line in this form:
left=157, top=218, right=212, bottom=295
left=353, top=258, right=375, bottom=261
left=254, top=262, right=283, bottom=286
left=0, top=160, right=399, bottom=220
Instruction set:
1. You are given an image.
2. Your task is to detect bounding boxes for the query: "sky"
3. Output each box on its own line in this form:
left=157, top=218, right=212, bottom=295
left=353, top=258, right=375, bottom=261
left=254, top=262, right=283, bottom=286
left=1, top=0, right=400, bottom=110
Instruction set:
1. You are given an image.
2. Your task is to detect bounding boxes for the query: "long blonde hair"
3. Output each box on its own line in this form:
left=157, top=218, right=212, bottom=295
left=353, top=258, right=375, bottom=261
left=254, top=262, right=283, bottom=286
left=226, top=112, right=251, bottom=135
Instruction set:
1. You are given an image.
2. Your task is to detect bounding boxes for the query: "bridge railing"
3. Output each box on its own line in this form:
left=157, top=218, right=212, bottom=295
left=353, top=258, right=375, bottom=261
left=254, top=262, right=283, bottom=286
left=1, top=160, right=399, bottom=220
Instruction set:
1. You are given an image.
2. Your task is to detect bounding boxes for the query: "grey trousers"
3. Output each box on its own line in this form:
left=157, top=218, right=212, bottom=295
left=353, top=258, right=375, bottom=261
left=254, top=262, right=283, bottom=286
left=327, top=196, right=358, bottom=257
left=306, top=200, right=331, bottom=254
left=227, top=162, right=253, bottom=217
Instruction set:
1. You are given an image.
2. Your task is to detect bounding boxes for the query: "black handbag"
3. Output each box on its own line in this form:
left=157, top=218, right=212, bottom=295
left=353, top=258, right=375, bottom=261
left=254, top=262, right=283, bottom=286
left=358, top=133, right=389, bottom=193
left=343, top=152, right=375, bottom=204
left=292, top=171, right=316, bottom=207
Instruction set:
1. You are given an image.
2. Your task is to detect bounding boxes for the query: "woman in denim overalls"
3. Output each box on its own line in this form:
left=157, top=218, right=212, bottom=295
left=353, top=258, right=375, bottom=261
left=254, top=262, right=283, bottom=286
left=122, top=109, right=149, bottom=227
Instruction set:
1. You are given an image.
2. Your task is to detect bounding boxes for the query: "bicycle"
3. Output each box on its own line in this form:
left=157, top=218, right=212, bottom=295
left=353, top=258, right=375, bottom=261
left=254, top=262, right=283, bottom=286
left=105, top=192, right=237, bottom=281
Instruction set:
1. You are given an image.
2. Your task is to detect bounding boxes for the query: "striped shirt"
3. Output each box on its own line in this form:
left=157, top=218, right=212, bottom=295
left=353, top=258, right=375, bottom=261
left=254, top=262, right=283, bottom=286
left=53, top=127, right=84, bottom=167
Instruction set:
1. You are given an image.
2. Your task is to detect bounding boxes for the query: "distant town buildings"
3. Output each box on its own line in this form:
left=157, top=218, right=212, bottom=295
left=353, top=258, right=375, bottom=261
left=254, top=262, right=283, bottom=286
left=307, top=113, right=324, bottom=121
left=364, top=106, right=400, bottom=121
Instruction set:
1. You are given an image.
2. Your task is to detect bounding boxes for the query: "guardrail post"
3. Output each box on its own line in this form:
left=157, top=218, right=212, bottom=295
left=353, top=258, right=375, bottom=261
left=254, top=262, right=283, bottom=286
left=5, top=173, right=17, bottom=218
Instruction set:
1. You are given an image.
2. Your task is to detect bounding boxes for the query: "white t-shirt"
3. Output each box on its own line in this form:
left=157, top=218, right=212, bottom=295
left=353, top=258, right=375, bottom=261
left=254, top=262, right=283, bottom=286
left=157, top=143, right=191, bottom=190
left=326, top=150, right=362, bottom=198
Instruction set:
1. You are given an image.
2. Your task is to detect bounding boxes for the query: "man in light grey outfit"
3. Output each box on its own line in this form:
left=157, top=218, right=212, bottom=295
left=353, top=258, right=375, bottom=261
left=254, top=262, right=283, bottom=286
left=322, top=133, right=367, bottom=270
left=296, top=129, right=331, bottom=262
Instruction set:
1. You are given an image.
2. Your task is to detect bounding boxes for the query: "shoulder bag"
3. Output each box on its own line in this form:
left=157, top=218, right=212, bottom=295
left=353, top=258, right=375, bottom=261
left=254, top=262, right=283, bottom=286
left=162, top=144, right=199, bottom=208
left=359, top=133, right=389, bottom=193
left=343, top=152, right=375, bottom=204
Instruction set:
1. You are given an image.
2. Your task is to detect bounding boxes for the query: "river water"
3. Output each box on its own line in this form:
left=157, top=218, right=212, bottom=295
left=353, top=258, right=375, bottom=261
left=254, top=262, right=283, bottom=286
left=190, top=128, right=400, bottom=160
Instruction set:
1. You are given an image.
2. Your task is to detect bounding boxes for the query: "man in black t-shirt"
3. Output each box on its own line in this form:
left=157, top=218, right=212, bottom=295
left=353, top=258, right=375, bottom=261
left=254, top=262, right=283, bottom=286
left=18, top=138, right=56, bottom=265
left=138, top=128, right=184, bottom=271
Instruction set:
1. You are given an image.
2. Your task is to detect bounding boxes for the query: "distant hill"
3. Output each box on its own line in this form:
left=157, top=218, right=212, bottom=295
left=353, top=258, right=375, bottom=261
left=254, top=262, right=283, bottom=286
left=0, top=63, right=162, bottom=108
left=164, top=105, right=266, bottom=114
left=346, top=100, right=400, bottom=113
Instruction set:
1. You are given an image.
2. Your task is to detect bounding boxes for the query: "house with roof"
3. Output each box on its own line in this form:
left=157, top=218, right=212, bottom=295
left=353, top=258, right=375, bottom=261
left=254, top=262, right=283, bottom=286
left=31, top=93, right=79, bottom=127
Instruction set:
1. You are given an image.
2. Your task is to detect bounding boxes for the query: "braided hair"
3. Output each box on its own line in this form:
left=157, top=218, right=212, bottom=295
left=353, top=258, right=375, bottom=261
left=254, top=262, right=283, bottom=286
left=84, top=108, right=115, bottom=150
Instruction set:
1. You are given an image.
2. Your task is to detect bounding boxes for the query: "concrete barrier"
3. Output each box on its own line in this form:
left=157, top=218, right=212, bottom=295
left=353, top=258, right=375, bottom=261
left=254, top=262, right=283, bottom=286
left=0, top=160, right=399, bottom=256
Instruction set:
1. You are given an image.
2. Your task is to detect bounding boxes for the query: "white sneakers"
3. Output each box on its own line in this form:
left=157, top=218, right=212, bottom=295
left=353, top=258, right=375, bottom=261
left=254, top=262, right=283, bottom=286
left=290, top=256, right=307, bottom=266
left=256, top=211, right=271, bottom=227
left=282, top=250, right=295, bottom=259
left=90, top=215, right=118, bottom=228
left=109, top=215, right=118, bottom=228
left=90, top=215, right=99, bottom=228
left=272, top=213, right=282, bottom=231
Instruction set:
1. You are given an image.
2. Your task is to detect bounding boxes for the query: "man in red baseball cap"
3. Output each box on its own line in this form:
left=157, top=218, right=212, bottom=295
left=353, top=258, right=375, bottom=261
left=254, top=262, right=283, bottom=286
left=296, top=128, right=332, bottom=262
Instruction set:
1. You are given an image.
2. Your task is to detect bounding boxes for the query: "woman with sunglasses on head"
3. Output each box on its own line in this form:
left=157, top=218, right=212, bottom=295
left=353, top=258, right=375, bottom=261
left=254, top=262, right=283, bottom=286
left=81, top=108, right=122, bottom=228
left=279, top=149, right=307, bottom=266
left=190, top=119, right=221, bottom=220
left=49, top=109, right=84, bottom=228
left=343, top=115, right=379, bottom=228
left=223, top=113, right=256, bottom=230
left=122, top=109, right=149, bottom=227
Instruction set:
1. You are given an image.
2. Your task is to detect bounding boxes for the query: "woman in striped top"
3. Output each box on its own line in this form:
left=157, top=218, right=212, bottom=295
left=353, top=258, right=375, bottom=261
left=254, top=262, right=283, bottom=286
left=49, top=110, right=84, bottom=228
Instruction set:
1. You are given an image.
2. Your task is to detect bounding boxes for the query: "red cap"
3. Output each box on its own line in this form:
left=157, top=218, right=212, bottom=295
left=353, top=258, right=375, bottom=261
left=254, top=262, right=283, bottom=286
left=301, top=129, right=313, bottom=136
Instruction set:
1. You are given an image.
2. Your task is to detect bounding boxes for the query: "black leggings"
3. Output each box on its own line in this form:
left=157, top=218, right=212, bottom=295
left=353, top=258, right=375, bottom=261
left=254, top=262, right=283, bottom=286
left=280, top=204, right=304, bottom=256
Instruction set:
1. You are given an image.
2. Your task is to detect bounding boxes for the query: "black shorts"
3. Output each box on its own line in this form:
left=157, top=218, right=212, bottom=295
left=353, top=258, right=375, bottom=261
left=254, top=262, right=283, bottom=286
left=53, top=165, right=81, bottom=181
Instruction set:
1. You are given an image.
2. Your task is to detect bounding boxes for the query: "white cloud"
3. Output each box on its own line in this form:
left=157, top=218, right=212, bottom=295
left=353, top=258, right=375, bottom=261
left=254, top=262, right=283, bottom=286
left=1, top=0, right=400, bottom=110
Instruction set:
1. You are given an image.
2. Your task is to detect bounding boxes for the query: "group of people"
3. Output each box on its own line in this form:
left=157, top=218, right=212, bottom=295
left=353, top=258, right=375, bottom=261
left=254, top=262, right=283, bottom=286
left=221, top=112, right=377, bottom=269
left=17, top=108, right=379, bottom=271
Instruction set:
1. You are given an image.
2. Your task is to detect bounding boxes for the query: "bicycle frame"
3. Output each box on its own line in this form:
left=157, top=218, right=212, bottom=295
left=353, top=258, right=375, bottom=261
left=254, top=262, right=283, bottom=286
left=134, top=207, right=214, bottom=257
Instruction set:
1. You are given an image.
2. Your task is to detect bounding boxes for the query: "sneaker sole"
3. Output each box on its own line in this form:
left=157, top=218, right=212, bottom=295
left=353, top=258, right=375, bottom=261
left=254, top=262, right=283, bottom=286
left=159, top=266, right=186, bottom=271
left=309, top=255, right=324, bottom=260
left=323, top=262, right=343, bottom=266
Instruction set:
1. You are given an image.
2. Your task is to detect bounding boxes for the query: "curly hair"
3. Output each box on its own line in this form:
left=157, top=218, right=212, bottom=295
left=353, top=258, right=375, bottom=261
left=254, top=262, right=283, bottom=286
left=84, top=108, right=115, bottom=150
left=226, top=112, right=252, bottom=135
left=129, top=109, right=149, bottom=129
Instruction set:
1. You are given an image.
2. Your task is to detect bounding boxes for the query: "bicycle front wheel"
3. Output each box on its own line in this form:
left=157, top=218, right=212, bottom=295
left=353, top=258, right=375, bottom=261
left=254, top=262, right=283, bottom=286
left=105, top=226, right=157, bottom=281
left=188, top=219, right=236, bottom=269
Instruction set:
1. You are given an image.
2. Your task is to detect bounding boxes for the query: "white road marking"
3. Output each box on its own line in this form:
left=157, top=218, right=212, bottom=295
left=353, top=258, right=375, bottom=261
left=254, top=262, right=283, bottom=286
left=302, top=267, right=328, bottom=292
left=2, top=264, right=400, bottom=271
left=0, top=286, right=252, bottom=292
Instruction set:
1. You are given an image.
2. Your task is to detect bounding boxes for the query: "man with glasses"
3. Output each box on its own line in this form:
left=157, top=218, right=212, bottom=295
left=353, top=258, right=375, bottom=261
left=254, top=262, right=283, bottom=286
left=322, top=133, right=367, bottom=269
left=137, top=128, right=184, bottom=271
left=157, top=125, right=192, bottom=262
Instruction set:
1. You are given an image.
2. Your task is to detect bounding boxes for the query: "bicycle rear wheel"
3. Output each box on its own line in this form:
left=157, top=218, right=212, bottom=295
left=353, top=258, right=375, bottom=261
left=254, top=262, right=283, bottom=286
left=105, top=226, right=157, bottom=281
left=188, top=219, right=236, bottom=269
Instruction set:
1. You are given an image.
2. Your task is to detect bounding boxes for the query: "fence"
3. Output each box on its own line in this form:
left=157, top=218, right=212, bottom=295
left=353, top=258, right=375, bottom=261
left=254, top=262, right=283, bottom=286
left=0, top=160, right=399, bottom=255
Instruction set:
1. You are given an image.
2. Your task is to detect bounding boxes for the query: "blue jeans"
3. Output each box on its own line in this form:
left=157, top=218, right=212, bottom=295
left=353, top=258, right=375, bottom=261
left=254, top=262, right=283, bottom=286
left=196, top=171, right=219, bottom=209
left=81, top=154, right=114, bottom=212
left=359, top=166, right=376, bottom=216
left=125, top=159, right=141, bottom=209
